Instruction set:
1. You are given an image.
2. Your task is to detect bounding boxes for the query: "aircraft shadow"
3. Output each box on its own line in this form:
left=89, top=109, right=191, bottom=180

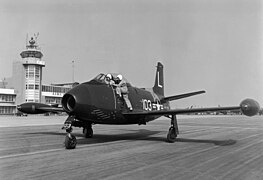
left=25, top=130, right=236, bottom=146
left=25, top=129, right=164, bottom=145
left=77, top=129, right=163, bottom=145
left=175, top=138, right=237, bottom=146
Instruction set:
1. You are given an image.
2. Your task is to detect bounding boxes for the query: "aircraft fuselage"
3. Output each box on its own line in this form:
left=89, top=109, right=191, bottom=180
left=61, top=81, right=169, bottom=125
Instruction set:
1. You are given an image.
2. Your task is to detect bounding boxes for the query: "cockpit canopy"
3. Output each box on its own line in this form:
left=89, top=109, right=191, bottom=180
left=90, top=73, right=132, bottom=86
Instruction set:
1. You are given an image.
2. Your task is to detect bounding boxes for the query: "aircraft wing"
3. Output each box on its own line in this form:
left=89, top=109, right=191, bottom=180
left=123, top=106, right=240, bottom=116
left=123, top=99, right=260, bottom=117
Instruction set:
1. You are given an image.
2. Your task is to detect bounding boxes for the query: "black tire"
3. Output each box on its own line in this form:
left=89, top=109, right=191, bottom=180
left=65, top=134, right=77, bottom=149
left=83, top=128, right=93, bottom=138
left=167, top=127, right=177, bottom=143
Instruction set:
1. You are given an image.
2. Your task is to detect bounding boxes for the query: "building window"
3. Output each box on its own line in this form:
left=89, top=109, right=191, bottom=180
left=28, top=65, right=34, bottom=78
left=35, top=66, right=40, bottom=78
left=0, top=107, right=16, bottom=114
left=28, top=84, right=34, bottom=89
left=0, top=95, right=15, bottom=102
left=29, top=71, right=34, bottom=78
left=35, top=85, right=39, bottom=90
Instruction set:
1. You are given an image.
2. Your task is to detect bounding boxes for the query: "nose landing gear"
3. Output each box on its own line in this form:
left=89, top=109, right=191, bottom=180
left=62, top=116, right=94, bottom=149
left=62, top=116, right=77, bottom=149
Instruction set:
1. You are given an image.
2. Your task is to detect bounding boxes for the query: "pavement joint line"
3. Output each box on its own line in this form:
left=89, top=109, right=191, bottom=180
left=0, top=129, right=176, bottom=159
left=221, top=152, right=263, bottom=178
left=100, top=145, right=219, bottom=180
left=181, top=124, right=263, bottom=130
left=188, top=132, right=263, bottom=172
left=102, top=132, right=263, bottom=180
left=0, top=139, right=129, bottom=159
left=0, top=123, right=63, bottom=128
left=194, top=140, right=263, bottom=179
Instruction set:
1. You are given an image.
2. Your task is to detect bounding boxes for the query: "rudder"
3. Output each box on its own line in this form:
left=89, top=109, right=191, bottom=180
left=153, top=62, right=164, bottom=96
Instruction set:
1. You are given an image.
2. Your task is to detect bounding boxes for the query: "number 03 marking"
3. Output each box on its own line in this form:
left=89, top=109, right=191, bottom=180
left=142, top=99, right=152, bottom=111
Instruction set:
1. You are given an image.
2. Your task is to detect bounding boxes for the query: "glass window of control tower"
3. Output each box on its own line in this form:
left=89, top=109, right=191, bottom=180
left=28, top=84, right=34, bottom=89
left=35, top=66, right=40, bottom=78
left=25, top=65, right=35, bottom=78
left=29, top=66, right=34, bottom=78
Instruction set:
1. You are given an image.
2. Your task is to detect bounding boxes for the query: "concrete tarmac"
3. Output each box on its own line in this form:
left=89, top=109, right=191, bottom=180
left=0, top=115, right=263, bottom=180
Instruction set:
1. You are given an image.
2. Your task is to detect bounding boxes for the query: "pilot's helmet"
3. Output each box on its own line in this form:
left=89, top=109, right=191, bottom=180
left=106, top=74, right=112, bottom=81
left=117, top=74, right=123, bottom=81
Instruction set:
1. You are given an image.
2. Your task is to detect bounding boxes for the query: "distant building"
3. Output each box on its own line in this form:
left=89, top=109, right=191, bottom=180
left=0, top=88, right=16, bottom=115
left=0, top=34, right=74, bottom=115
left=41, top=84, right=71, bottom=104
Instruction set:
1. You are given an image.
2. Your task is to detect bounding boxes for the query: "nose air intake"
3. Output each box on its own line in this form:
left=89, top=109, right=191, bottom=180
left=62, top=94, right=76, bottom=113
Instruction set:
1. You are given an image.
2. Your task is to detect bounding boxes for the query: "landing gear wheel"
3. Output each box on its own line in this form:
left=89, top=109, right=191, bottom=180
left=65, top=133, right=77, bottom=149
left=167, top=127, right=177, bottom=143
left=83, top=127, right=93, bottom=138
left=166, top=114, right=179, bottom=143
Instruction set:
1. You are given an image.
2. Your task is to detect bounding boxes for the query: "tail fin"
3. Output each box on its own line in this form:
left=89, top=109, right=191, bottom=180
left=153, top=62, right=164, bottom=96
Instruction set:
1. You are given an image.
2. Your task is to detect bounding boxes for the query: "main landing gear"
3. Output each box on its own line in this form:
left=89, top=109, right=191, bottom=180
left=167, top=115, right=179, bottom=143
left=62, top=116, right=94, bottom=149
left=83, top=124, right=93, bottom=138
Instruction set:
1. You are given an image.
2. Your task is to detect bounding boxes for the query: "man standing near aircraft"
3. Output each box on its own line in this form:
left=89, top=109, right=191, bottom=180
left=114, top=74, right=133, bottom=111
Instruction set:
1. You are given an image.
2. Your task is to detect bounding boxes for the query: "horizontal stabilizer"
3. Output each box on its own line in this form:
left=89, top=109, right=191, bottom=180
left=161, top=90, right=205, bottom=103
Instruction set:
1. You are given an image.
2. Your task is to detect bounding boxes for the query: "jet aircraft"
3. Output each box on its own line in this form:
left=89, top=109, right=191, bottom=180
left=17, top=62, right=260, bottom=149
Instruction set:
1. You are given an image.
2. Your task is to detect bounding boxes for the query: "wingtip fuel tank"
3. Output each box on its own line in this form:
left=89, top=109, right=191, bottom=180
left=17, top=102, right=51, bottom=114
left=240, top=99, right=260, bottom=116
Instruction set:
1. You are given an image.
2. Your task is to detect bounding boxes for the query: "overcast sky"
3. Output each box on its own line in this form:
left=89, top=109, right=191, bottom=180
left=0, top=0, right=262, bottom=108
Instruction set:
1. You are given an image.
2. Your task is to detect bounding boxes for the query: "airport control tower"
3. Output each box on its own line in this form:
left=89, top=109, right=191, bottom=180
left=19, top=36, right=45, bottom=103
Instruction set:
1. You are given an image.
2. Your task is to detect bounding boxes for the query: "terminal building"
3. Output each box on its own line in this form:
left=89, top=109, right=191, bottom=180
left=0, top=35, right=73, bottom=115
left=0, top=88, right=16, bottom=114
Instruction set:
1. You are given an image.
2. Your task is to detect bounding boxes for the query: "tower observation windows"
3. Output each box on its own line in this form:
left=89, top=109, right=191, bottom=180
left=29, top=65, right=34, bottom=78
left=28, top=84, right=34, bottom=89
left=35, top=66, right=40, bottom=78
left=25, top=65, right=35, bottom=78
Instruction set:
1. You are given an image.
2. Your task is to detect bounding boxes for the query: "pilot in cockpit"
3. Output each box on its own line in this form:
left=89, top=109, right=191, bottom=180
left=105, top=74, right=115, bottom=86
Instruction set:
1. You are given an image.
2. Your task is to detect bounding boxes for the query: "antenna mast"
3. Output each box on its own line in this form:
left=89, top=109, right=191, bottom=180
left=72, top=60, right=75, bottom=83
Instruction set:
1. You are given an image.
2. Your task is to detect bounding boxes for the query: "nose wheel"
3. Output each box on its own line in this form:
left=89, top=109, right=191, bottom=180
left=65, top=133, right=77, bottom=149
left=62, top=116, right=77, bottom=149
left=167, top=115, right=179, bottom=143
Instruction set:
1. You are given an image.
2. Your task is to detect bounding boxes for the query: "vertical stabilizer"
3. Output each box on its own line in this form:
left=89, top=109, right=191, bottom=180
left=153, top=62, right=164, bottom=96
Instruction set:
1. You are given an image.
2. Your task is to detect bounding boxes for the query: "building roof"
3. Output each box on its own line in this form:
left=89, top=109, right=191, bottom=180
left=0, top=88, right=16, bottom=95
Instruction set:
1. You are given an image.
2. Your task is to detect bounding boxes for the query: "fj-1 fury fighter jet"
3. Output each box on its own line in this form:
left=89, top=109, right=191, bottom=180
left=17, top=62, right=260, bottom=149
